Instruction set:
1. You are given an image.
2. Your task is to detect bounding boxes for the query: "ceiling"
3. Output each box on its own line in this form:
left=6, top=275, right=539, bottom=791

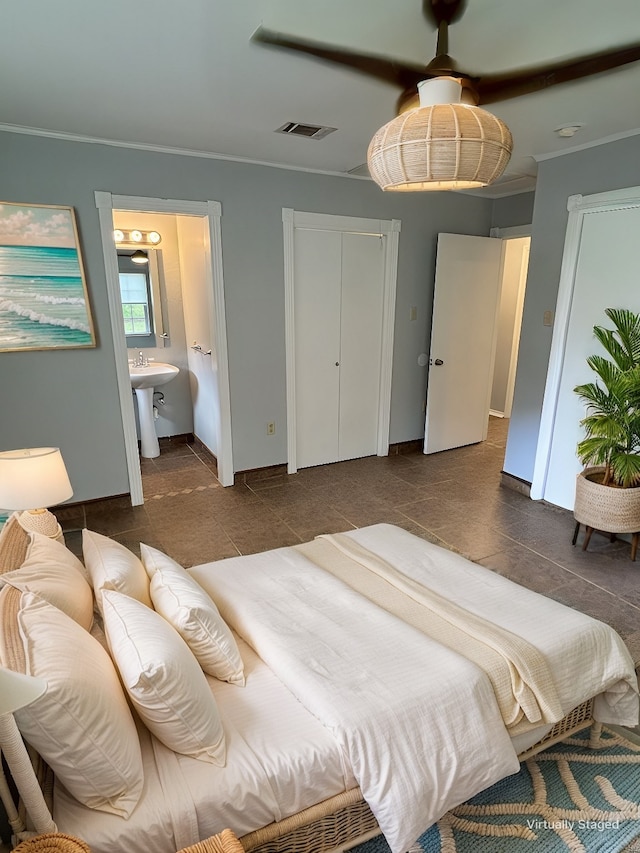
left=2, top=0, right=640, bottom=198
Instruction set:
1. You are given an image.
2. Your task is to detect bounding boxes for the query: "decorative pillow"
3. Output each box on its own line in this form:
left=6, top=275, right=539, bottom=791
left=1, top=591, right=144, bottom=818
left=102, top=589, right=226, bottom=765
left=141, top=544, right=245, bottom=685
left=0, top=533, right=93, bottom=630
left=82, top=529, right=152, bottom=613
left=0, top=512, right=29, bottom=573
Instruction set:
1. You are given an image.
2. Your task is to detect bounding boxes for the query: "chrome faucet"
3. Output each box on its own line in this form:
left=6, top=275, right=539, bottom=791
left=137, top=351, right=147, bottom=366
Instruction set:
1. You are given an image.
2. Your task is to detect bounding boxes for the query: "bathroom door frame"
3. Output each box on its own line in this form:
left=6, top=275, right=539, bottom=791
left=95, top=192, right=234, bottom=504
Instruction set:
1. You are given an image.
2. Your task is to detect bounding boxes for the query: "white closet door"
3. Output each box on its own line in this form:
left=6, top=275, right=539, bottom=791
left=294, top=228, right=342, bottom=468
left=339, top=232, right=385, bottom=461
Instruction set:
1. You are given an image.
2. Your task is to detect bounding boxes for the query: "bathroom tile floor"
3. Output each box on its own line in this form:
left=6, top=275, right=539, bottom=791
left=61, top=417, right=640, bottom=672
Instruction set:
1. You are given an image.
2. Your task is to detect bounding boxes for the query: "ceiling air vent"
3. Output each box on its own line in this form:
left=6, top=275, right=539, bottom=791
left=276, top=122, right=337, bottom=140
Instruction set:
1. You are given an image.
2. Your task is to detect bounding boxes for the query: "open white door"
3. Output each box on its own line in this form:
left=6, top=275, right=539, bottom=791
left=424, top=233, right=504, bottom=454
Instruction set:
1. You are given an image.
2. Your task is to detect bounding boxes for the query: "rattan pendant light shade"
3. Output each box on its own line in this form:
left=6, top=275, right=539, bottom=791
left=367, top=79, right=513, bottom=192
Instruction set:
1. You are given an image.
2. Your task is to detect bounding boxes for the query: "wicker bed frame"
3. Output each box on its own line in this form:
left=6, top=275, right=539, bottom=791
left=21, top=698, right=601, bottom=853
left=21, top=697, right=599, bottom=853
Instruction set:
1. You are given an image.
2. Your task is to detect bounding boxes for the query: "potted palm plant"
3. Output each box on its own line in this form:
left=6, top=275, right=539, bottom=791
left=573, top=307, right=640, bottom=558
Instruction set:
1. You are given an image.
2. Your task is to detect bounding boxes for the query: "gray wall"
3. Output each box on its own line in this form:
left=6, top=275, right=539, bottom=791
left=0, top=129, right=498, bottom=501
left=491, top=191, right=534, bottom=230
left=503, top=134, right=640, bottom=483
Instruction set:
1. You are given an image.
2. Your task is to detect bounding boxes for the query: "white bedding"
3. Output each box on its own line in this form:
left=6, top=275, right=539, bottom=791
left=53, top=637, right=355, bottom=853
left=53, top=523, right=639, bottom=853
left=342, top=525, right=639, bottom=727
left=191, top=523, right=639, bottom=853
left=191, top=541, right=521, bottom=853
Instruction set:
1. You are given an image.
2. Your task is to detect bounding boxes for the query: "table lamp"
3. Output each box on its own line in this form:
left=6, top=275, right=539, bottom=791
left=0, top=667, right=57, bottom=842
left=0, top=448, right=73, bottom=540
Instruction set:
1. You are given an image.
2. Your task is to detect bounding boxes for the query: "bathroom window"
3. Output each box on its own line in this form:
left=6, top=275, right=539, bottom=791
left=118, top=251, right=158, bottom=347
left=118, top=251, right=152, bottom=335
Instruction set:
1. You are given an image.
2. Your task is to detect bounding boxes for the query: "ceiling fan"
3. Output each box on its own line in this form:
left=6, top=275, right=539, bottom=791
left=253, top=0, right=640, bottom=114
left=253, top=0, right=640, bottom=191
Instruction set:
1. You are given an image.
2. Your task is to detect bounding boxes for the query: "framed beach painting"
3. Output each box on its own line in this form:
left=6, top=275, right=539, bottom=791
left=0, top=201, right=96, bottom=352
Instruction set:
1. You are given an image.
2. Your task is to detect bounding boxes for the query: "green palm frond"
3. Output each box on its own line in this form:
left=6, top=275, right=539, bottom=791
left=575, top=308, right=640, bottom=488
left=603, top=307, right=640, bottom=364
left=610, top=453, right=640, bottom=488
left=584, top=355, right=623, bottom=389
left=626, top=365, right=640, bottom=408
left=579, top=414, right=628, bottom=442
left=593, top=327, right=630, bottom=371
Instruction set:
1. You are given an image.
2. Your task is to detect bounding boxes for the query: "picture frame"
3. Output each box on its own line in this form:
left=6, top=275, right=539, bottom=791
left=0, top=201, right=96, bottom=352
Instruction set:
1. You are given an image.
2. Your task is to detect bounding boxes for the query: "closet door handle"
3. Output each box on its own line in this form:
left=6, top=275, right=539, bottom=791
left=335, top=361, right=340, bottom=366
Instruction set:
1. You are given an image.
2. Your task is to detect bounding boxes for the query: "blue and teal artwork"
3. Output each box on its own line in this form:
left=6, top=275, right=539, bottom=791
left=0, top=202, right=96, bottom=351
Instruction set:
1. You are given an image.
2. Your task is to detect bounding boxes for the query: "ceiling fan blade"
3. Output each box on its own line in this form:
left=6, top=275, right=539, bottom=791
left=476, top=43, right=640, bottom=104
left=252, top=27, right=428, bottom=91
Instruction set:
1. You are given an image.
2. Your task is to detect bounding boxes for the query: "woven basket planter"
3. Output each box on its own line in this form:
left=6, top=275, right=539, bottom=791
left=574, top=466, right=640, bottom=533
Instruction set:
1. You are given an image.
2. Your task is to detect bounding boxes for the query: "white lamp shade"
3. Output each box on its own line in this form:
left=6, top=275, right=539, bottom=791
left=0, top=447, right=73, bottom=511
left=0, top=667, right=47, bottom=715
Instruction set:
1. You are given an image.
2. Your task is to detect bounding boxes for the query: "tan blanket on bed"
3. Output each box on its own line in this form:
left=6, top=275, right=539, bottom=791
left=298, top=533, right=563, bottom=733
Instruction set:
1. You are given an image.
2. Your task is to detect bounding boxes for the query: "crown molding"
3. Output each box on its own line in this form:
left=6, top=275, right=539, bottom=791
left=534, top=127, right=640, bottom=162
left=0, top=122, right=372, bottom=182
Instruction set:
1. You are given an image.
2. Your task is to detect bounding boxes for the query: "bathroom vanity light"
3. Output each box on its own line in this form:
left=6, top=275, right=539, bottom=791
left=113, top=229, right=162, bottom=247
left=0, top=447, right=73, bottom=540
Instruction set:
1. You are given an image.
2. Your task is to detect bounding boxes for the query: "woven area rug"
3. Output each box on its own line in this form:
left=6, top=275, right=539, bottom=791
left=350, top=727, right=640, bottom=853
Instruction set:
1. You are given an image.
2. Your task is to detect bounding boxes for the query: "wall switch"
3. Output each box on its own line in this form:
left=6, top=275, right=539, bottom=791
left=267, top=422, right=275, bottom=435
left=543, top=310, right=554, bottom=327
left=409, top=306, right=418, bottom=321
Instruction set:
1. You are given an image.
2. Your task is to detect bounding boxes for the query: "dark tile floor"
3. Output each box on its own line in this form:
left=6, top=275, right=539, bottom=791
left=60, top=417, right=640, bottom=667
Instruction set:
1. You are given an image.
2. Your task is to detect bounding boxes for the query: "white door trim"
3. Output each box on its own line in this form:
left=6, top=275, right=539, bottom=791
left=282, top=208, right=401, bottom=474
left=531, top=187, right=640, bottom=500
left=94, top=192, right=234, bottom=504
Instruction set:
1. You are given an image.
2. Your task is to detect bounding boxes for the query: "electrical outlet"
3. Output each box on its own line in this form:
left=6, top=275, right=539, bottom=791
left=267, top=422, right=275, bottom=435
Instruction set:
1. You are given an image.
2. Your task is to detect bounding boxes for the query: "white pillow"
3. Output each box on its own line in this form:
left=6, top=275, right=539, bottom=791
left=1, top=533, right=93, bottom=630
left=102, top=589, right=226, bottom=765
left=82, top=529, right=152, bottom=612
left=141, top=544, right=245, bottom=685
left=11, top=592, right=144, bottom=817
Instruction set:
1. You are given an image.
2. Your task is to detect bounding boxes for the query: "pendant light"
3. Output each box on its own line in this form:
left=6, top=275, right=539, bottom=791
left=130, top=249, right=149, bottom=264
left=367, top=78, right=512, bottom=192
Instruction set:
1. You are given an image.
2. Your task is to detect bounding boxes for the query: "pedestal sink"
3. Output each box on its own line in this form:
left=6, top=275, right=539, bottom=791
left=129, top=363, right=179, bottom=458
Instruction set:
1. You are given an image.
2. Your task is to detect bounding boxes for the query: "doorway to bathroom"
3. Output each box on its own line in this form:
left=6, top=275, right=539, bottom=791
left=95, top=193, right=233, bottom=505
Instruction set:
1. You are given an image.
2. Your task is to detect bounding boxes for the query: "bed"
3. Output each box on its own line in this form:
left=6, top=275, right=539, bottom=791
left=0, top=517, right=637, bottom=853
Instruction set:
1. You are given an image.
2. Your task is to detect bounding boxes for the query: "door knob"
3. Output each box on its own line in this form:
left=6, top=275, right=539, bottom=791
left=335, top=362, right=340, bottom=366
left=434, top=358, right=444, bottom=366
